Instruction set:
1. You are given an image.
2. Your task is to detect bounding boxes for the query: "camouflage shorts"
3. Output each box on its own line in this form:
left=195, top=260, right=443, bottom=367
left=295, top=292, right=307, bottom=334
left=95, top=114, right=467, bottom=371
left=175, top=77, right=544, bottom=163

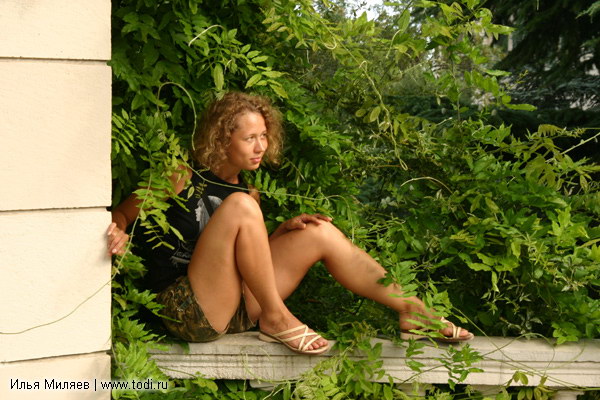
left=156, top=275, right=256, bottom=342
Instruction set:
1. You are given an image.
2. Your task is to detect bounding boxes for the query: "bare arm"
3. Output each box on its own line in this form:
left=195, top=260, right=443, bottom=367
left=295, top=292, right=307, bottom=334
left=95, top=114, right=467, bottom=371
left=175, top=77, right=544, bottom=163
left=107, top=192, right=142, bottom=256
left=107, top=166, right=192, bottom=255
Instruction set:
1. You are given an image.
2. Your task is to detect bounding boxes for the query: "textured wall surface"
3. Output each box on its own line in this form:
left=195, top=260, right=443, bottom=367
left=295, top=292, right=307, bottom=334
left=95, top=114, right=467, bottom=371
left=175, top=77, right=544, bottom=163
left=0, top=61, right=111, bottom=211
left=0, top=1, right=112, bottom=399
left=0, top=0, right=110, bottom=60
left=0, top=209, right=111, bottom=362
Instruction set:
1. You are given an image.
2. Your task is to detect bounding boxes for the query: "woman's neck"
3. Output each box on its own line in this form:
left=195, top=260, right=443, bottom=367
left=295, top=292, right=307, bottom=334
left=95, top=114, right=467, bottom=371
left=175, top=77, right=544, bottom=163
left=212, top=166, right=240, bottom=184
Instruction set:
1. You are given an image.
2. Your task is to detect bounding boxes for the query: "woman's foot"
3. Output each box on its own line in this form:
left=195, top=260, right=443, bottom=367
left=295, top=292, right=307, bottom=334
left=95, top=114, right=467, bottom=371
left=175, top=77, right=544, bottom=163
left=258, top=311, right=328, bottom=354
left=399, top=314, right=474, bottom=342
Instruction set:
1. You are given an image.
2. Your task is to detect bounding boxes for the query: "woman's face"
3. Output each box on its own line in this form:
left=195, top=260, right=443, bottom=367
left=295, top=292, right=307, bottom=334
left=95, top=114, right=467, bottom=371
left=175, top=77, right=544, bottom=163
left=226, top=111, right=268, bottom=172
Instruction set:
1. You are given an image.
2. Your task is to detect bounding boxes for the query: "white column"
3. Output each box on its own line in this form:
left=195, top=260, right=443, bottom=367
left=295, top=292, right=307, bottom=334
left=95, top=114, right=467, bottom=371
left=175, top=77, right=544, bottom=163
left=0, top=1, right=112, bottom=399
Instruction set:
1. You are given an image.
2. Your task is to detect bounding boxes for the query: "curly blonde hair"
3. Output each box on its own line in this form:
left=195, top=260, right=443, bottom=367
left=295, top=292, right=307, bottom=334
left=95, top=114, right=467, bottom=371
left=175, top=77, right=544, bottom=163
left=192, top=92, right=283, bottom=171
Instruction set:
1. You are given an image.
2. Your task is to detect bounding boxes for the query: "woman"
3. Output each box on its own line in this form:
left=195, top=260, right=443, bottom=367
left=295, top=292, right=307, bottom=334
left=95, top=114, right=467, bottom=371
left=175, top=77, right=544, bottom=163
left=108, top=92, right=473, bottom=355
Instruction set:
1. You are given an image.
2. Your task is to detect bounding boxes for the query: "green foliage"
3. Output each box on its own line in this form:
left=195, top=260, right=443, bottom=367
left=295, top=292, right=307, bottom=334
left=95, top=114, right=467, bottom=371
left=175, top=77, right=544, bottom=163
left=388, top=120, right=600, bottom=341
left=437, top=344, right=483, bottom=389
left=109, top=0, right=600, bottom=398
left=111, top=253, right=169, bottom=399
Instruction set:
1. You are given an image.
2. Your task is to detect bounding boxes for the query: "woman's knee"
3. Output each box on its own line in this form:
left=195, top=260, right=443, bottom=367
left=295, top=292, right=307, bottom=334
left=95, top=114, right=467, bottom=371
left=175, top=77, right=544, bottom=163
left=288, top=221, right=346, bottom=264
left=220, top=192, right=262, bottom=218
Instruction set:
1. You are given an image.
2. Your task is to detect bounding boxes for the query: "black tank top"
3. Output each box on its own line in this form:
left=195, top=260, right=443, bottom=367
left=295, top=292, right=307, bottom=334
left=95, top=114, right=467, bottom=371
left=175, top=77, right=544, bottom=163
left=133, top=169, right=248, bottom=292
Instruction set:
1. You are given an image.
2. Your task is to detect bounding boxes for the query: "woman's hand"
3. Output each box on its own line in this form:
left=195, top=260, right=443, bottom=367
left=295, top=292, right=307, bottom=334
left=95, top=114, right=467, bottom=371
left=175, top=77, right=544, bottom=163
left=283, top=213, right=333, bottom=231
left=270, top=213, right=333, bottom=241
left=107, top=222, right=129, bottom=256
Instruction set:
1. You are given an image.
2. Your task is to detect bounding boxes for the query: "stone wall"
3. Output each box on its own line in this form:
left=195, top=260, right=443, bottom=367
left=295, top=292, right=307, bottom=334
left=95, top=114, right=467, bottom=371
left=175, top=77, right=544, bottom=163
left=0, top=1, right=112, bottom=399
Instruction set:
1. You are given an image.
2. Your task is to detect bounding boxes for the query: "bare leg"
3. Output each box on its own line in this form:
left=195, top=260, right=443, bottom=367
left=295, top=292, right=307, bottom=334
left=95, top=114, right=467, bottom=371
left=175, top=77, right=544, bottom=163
left=187, top=192, right=327, bottom=350
left=244, top=221, right=471, bottom=338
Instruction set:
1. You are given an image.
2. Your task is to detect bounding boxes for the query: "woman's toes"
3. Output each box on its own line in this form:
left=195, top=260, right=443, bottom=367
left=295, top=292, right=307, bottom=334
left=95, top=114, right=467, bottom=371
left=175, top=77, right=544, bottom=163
left=307, top=334, right=327, bottom=350
left=316, top=337, right=328, bottom=349
left=307, top=336, right=326, bottom=350
left=441, top=323, right=470, bottom=338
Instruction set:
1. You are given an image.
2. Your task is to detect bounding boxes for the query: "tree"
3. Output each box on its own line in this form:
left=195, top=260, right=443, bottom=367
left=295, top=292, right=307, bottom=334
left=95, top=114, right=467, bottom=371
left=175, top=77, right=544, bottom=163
left=485, top=0, right=600, bottom=131
left=488, top=0, right=599, bottom=80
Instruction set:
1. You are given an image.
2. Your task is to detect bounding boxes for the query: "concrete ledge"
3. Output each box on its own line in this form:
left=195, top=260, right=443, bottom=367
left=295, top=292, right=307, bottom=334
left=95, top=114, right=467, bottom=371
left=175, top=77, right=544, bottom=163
left=151, top=332, right=600, bottom=397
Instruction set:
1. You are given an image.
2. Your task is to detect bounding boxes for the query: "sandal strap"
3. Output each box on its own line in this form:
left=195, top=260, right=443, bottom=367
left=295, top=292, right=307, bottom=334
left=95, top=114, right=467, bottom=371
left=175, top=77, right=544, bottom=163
left=452, top=324, right=461, bottom=339
left=298, top=333, right=321, bottom=351
left=269, top=325, right=322, bottom=351
left=269, top=324, right=307, bottom=338
left=441, top=318, right=462, bottom=339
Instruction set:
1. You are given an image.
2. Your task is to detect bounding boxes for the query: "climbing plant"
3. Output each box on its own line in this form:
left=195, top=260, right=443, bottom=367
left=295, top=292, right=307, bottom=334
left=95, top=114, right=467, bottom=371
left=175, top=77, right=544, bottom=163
left=109, top=0, right=600, bottom=398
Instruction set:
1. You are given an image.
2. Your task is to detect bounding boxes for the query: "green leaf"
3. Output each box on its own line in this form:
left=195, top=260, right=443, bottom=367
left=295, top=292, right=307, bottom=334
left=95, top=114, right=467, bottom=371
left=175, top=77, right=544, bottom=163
left=212, top=63, right=224, bottom=90
left=406, top=359, right=425, bottom=371
left=355, top=108, right=366, bottom=117
left=270, top=83, right=288, bottom=98
left=466, top=262, right=492, bottom=271
left=484, top=68, right=510, bottom=77
left=505, top=103, right=537, bottom=111
left=131, top=93, right=145, bottom=110
left=383, top=384, right=393, bottom=400
left=396, top=10, right=410, bottom=34
left=491, top=271, right=499, bottom=292
left=245, top=73, right=263, bottom=88
left=252, top=55, right=269, bottom=63
left=368, top=106, right=381, bottom=122
left=263, top=70, right=283, bottom=78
